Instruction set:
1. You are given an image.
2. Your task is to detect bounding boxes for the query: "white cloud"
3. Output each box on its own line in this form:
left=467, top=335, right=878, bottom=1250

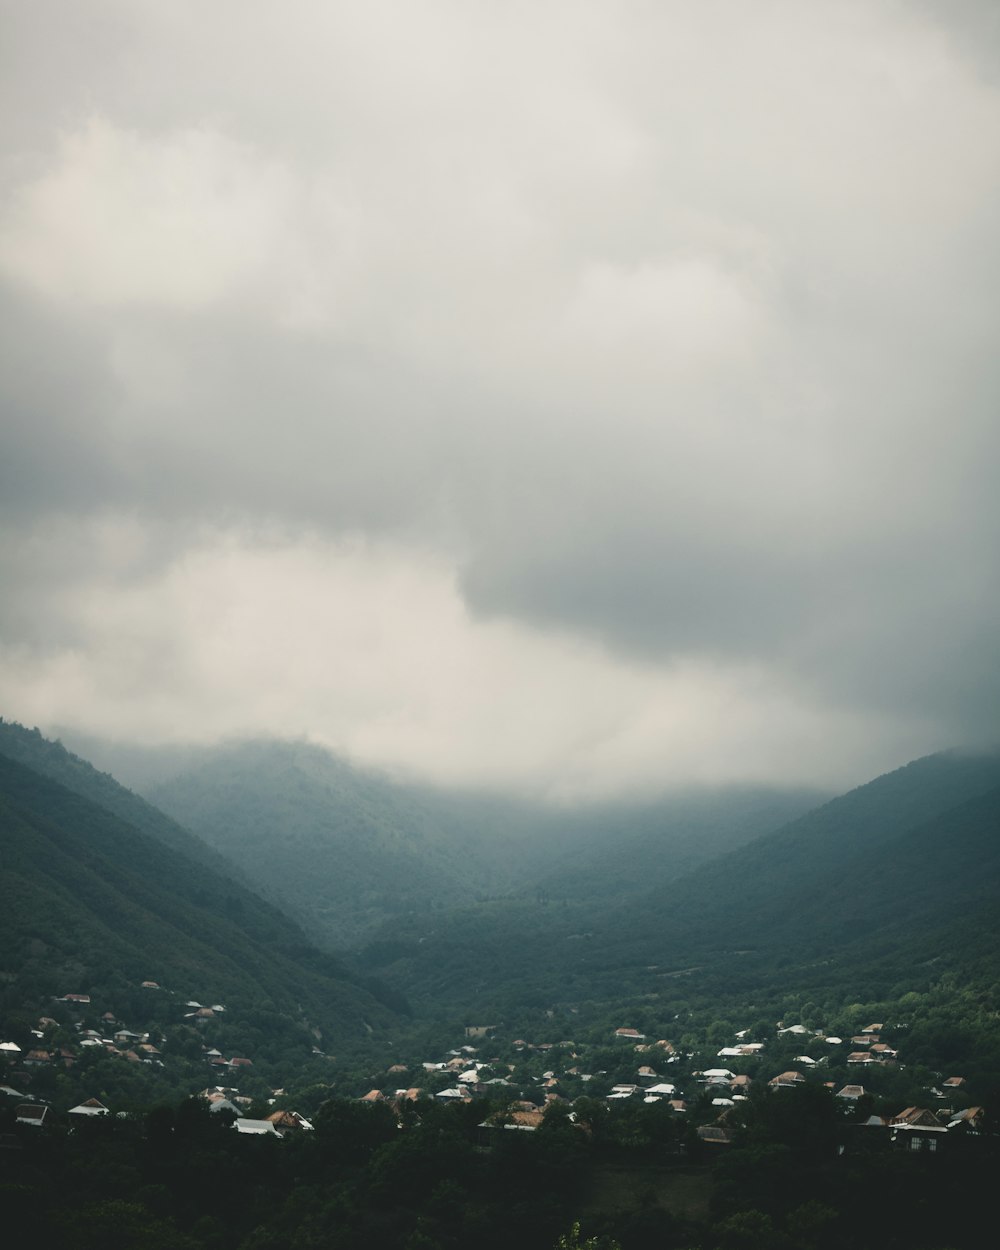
left=0, top=117, right=320, bottom=314
left=0, top=525, right=937, bottom=798
left=1, top=1, right=998, bottom=793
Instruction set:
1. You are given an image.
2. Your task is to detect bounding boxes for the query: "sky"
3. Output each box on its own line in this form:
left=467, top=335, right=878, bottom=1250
left=1, top=0, right=998, bottom=800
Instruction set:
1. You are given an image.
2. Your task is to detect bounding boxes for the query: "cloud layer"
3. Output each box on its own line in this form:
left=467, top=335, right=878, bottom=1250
left=1, top=1, right=998, bottom=796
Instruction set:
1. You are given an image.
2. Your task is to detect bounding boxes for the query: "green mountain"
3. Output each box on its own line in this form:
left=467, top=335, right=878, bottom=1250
left=0, top=743, right=401, bottom=1048
left=140, top=739, right=519, bottom=944
left=356, top=747, right=1000, bottom=1014
left=131, top=737, right=822, bottom=947
left=605, top=747, right=1000, bottom=960
left=0, top=720, right=258, bottom=882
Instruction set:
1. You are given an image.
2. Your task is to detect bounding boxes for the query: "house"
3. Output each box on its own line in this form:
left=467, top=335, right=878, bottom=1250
left=68, top=1098, right=110, bottom=1117
left=23, top=1050, right=51, bottom=1067
left=890, top=1107, right=947, bottom=1153
left=869, top=1043, right=897, bottom=1059
left=15, top=1104, right=49, bottom=1127
left=847, top=1052, right=875, bottom=1065
left=768, top=1071, right=805, bottom=1088
left=233, top=1118, right=280, bottom=1136
left=947, top=1107, right=985, bottom=1133
left=891, top=1107, right=944, bottom=1128
left=836, top=1085, right=866, bottom=1101
left=696, top=1124, right=732, bottom=1145
left=200, top=1086, right=237, bottom=1101
left=484, top=1109, right=546, bottom=1132
left=614, top=1028, right=646, bottom=1041
left=208, top=1098, right=242, bottom=1117
left=942, top=1076, right=966, bottom=1089
left=266, top=1110, right=314, bottom=1132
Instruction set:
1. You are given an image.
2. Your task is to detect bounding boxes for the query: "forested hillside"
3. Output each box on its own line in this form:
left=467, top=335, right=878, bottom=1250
left=356, top=749, right=1000, bottom=1017
left=0, top=749, right=401, bottom=1049
left=0, top=721, right=257, bottom=882
left=138, top=737, right=822, bottom=945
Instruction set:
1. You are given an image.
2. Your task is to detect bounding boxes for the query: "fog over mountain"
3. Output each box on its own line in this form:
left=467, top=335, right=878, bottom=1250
left=1, top=1, right=998, bottom=798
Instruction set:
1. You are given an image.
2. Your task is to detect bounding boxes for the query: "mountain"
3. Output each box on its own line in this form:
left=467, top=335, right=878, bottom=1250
left=605, top=746, right=1000, bottom=961
left=133, top=737, right=823, bottom=947
left=142, top=739, right=520, bottom=944
left=354, top=747, right=1000, bottom=1014
left=0, top=720, right=258, bottom=883
left=0, top=740, right=402, bottom=1047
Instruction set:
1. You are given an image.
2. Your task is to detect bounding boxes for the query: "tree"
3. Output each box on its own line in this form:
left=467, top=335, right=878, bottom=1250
left=555, top=1222, right=621, bottom=1250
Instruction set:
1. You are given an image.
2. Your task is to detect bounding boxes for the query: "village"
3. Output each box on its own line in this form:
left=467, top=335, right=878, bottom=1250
left=1, top=978, right=988, bottom=1155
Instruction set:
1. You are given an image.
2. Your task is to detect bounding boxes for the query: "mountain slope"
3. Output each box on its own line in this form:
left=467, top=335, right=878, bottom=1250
left=609, top=746, right=1000, bottom=960
left=138, top=737, right=823, bottom=947
left=0, top=748, right=400, bottom=1044
left=356, top=747, right=1000, bottom=1012
left=0, top=720, right=254, bottom=881
left=143, top=739, right=512, bottom=944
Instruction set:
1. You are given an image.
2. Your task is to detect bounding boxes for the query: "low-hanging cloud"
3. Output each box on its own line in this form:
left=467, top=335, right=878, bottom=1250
left=0, top=0, right=998, bottom=796
left=0, top=525, right=936, bottom=798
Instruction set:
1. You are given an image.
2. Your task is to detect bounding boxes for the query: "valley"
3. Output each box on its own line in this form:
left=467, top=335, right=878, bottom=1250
left=2, top=720, right=999, bottom=1250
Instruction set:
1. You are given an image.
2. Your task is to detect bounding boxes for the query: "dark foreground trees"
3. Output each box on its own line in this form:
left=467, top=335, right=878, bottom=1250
left=1, top=1093, right=996, bottom=1250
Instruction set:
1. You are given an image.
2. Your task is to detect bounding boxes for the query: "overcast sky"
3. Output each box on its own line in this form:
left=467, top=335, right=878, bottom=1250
left=1, top=0, right=998, bottom=799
